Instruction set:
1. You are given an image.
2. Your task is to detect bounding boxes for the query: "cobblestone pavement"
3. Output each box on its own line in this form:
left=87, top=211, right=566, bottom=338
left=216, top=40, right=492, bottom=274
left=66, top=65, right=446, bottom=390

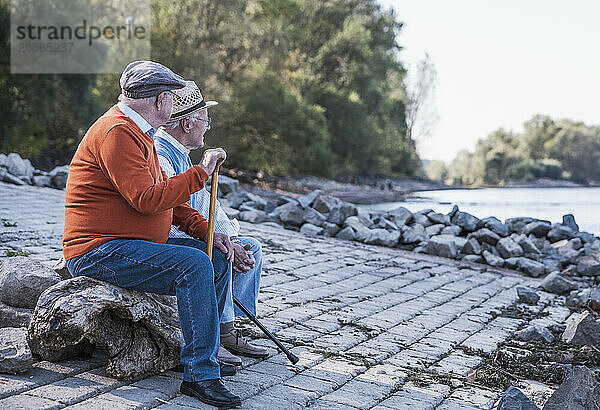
left=0, top=182, right=545, bottom=409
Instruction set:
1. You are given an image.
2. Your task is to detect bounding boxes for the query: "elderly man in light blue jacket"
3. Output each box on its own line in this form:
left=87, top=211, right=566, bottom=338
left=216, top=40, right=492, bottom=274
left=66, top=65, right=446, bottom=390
left=154, top=81, right=268, bottom=366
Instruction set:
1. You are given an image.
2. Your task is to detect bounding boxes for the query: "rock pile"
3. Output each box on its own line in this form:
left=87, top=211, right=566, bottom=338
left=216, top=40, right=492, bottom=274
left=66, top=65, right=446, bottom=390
left=217, top=181, right=599, bottom=278
left=0, top=152, right=68, bottom=189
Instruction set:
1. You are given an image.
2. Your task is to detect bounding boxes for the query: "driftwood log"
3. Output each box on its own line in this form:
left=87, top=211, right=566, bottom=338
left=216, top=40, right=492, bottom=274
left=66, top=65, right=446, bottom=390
left=28, top=276, right=183, bottom=380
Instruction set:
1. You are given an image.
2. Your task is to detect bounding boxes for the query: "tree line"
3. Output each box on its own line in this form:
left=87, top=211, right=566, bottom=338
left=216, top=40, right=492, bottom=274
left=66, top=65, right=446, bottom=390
left=426, top=114, right=600, bottom=186
left=0, top=0, right=421, bottom=178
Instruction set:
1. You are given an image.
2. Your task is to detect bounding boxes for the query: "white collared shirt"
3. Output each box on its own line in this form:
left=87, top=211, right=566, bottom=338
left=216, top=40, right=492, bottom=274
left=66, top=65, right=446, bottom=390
left=153, top=127, right=240, bottom=238
left=117, top=102, right=154, bottom=135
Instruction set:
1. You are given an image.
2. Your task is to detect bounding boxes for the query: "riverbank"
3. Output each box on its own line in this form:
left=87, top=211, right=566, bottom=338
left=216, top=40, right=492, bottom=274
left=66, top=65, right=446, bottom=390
left=223, top=168, right=452, bottom=204
left=1, top=181, right=599, bottom=409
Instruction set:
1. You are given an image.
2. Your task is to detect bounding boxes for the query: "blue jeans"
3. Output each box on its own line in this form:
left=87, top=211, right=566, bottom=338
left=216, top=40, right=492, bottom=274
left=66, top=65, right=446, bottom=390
left=221, top=237, right=263, bottom=322
left=66, top=238, right=230, bottom=382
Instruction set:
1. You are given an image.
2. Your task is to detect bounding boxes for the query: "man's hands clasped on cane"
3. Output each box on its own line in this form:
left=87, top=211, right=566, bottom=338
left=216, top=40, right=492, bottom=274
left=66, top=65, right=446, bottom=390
left=232, top=241, right=255, bottom=273
left=209, top=232, right=235, bottom=263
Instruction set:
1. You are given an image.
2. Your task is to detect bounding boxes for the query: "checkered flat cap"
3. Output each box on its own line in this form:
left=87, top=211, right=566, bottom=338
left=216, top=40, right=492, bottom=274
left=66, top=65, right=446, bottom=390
left=120, top=60, right=186, bottom=99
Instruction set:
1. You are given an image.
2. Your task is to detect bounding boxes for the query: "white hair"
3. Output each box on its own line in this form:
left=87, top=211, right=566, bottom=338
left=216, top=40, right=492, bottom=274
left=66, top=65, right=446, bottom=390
left=163, top=111, right=203, bottom=130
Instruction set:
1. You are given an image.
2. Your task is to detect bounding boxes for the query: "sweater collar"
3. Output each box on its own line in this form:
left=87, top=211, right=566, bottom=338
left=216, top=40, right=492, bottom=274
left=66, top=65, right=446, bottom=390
left=154, top=128, right=190, bottom=155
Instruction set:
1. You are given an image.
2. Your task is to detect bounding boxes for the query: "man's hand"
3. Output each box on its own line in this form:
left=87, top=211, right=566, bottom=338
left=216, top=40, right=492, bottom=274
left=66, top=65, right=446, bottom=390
left=198, top=148, right=226, bottom=176
left=233, top=242, right=255, bottom=273
left=206, top=232, right=234, bottom=263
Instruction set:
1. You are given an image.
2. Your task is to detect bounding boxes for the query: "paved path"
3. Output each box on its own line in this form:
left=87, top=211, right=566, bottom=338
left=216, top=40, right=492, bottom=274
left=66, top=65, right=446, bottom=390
left=0, top=182, right=543, bottom=409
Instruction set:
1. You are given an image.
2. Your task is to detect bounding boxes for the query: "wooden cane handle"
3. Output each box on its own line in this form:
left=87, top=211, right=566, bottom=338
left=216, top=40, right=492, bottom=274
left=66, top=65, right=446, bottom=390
left=206, top=162, right=221, bottom=260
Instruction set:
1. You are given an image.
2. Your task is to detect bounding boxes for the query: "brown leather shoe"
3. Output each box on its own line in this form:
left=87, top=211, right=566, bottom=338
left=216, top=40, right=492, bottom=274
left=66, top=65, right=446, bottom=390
left=221, top=329, right=269, bottom=358
left=218, top=345, right=242, bottom=366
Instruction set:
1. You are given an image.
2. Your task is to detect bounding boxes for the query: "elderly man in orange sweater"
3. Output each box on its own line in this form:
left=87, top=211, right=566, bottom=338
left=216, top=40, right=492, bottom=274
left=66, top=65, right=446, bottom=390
left=63, top=61, right=241, bottom=408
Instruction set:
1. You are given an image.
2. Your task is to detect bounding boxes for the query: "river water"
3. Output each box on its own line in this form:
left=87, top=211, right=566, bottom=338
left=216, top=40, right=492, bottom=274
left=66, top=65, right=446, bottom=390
left=358, top=187, right=600, bottom=235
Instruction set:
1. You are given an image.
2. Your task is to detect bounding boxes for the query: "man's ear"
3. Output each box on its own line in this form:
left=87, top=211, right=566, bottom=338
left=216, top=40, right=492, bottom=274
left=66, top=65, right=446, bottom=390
left=155, top=91, right=168, bottom=111
left=181, top=117, right=191, bottom=133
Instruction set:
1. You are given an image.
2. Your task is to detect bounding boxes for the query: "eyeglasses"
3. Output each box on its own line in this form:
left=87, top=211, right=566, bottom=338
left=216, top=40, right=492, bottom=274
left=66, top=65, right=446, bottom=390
left=196, top=116, right=212, bottom=129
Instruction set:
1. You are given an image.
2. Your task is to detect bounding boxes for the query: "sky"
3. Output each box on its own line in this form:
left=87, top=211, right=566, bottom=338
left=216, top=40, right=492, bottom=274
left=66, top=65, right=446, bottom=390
left=378, top=0, right=600, bottom=163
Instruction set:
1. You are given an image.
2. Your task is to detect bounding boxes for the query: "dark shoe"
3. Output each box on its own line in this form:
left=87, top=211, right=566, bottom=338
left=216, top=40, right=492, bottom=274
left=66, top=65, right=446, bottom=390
left=219, top=361, right=237, bottom=377
left=171, top=362, right=236, bottom=377
left=180, top=379, right=241, bottom=408
left=221, top=329, right=269, bottom=358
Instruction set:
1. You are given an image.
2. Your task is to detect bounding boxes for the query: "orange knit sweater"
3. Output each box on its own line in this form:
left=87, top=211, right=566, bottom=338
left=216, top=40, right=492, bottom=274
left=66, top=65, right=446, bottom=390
left=63, top=105, right=209, bottom=260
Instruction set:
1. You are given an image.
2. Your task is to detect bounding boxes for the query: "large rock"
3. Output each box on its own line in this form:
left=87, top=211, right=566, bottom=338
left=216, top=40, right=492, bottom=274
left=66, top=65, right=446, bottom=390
left=312, top=194, right=342, bottom=214
left=270, top=202, right=304, bottom=226
left=498, top=386, right=539, bottom=410
left=515, top=325, right=554, bottom=343
left=303, top=207, right=327, bottom=227
left=335, top=226, right=356, bottom=241
left=425, top=224, right=444, bottom=237
left=517, top=287, right=540, bottom=305
left=462, top=254, right=483, bottom=263
left=477, top=216, right=509, bottom=237
left=462, top=238, right=482, bottom=255
left=576, top=254, right=600, bottom=276
left=0, top=327, right=34, bottom=374
left=451, top=211, right=480, bottom=232
left=517, top=235, right=542, bottom=254
left=326, top=203, right=358, bottom=225
left=32, top=175, right=52, bottom=187
left=441, top=225, right=462, bottom=236
left=49, top=165, right=69, bottom=189
left=344, top=216, right=368, bottom=231
left=427, top=236, right=458, bottom=259
left=373, top=217, right=399, bottom=231
left=517, top=258, right=546, bottom=277
left=5, top=153, right=34, bottom=180
left=300, top=223, right=324, bottom=236
left=297, top=189, right=325, bottom=209
left=470, top=228, right=501, bottom=246
left=562, top=214, right=579, bottom=232
left=0, top=257, right=62, bottom=309
left=523, top=221, right=552, bottom=237
left=29, top=276, right=183, bottom=380
left=240, top=192, right=268, bottom=211
left=497, top=237, right=524, bottom=258
left=566, top=288, right=600, bottom=310
left=366, top=229, right=401, bottom=247
left=569, top=237, right=583, bottom=250
left=542, top=366, right=600, bottom=410
left=505, top=217, right=539, bottom=234
left=577, top=231, right=596, bottom=244
left=385, top=206, right=414, bottom=226
left=547, top=224, right=575, bottom=243
left=401, top=224, right=428, bottom=244
left=413, top=213, right=433, bottom=227
left=561, top=311, right=600, bottom=345
left=1, top=169, right=25, bottom=185
left=238, top=210, right=274, bottom=224
left=216, top=175, right=240, bottom=195
left=323, top=222, right=341, bottom=237
left=553, top=242, right=583, bottom=264
left=483, top=250, right=504, bottom=267
left=427, top=212, right=450, bottom=225
left=0, top=303, right=32, bottom=328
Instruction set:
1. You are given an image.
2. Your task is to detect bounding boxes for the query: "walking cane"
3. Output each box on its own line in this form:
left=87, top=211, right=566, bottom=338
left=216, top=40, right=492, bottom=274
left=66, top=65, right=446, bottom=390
left=206, top=163, right=299, bottom=365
